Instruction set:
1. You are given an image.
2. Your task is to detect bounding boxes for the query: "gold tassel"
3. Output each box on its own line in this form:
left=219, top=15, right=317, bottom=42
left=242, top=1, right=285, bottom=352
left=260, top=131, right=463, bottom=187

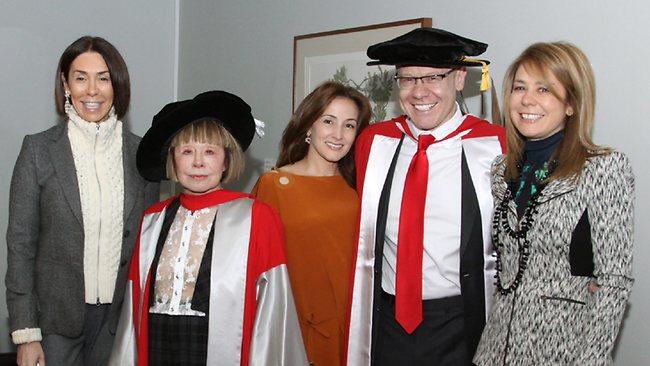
left=480, top=63, right=490, bottom=91
left=462, top=57, right=490, bottom=91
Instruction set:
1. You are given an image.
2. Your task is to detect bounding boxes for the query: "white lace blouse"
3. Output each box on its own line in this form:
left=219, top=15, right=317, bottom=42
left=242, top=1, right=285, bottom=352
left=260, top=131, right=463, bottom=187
left=149, top=205, right=217, bottom=316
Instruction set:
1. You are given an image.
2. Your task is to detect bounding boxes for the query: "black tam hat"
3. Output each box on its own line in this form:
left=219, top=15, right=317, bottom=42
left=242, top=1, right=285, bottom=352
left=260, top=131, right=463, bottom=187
left=367, top=27, right=489, bottom=68
left=137, top=90, right=255, bottom=182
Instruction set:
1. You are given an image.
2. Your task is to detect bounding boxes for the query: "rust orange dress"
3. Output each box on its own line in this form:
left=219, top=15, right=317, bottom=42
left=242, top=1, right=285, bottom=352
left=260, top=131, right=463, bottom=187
left=252, top=170, right=358, bottom=366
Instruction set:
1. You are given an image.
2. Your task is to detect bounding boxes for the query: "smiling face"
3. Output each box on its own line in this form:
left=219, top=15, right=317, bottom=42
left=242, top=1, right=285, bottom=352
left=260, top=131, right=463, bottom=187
left=397, top=66, right=466, bottom=130
left=509, top=65, right=573, bottom=141
left=173, top=141, right=226, bottom=195
left=306, top=97, right=359, bottom=166
left=63, top=52, right=114, bottom=122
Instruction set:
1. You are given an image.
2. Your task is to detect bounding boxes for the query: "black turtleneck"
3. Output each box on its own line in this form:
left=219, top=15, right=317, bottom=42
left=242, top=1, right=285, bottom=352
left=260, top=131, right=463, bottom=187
left=513, top=130, right=564, bottom=217
left=523, top=130, right=564, bottom=166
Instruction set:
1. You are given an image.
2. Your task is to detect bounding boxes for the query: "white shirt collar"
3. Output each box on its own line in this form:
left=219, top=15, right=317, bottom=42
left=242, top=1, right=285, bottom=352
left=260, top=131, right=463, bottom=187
left=406, top=102, right=464, bottom=141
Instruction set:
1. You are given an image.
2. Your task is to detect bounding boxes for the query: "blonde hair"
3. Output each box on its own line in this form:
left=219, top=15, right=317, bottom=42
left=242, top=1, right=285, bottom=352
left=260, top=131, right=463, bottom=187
left=166, top=118, right=245, bottom=184
left=502, top=41, right=608, bottom=181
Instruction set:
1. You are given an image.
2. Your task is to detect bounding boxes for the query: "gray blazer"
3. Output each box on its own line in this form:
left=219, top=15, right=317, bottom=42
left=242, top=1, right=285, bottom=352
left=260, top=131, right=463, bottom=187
left=6, top=123, right=159, bottom=338
left=474, top=152, right=634, bottom=366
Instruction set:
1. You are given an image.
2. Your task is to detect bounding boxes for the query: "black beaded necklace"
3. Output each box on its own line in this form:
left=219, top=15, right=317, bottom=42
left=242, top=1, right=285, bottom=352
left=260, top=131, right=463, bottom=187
left=493, top=160, right=555, bottom=295
left=493, top=187, right=540, bottom=295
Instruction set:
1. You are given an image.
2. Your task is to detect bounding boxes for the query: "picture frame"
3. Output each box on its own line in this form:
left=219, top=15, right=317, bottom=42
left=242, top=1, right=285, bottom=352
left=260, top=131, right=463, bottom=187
left=292, top=18, right=432, bottom=122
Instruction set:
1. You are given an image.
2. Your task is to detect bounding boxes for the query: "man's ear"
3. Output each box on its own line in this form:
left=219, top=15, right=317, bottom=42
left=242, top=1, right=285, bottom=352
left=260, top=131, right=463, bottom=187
left=454, top=67, right=468, bottom=92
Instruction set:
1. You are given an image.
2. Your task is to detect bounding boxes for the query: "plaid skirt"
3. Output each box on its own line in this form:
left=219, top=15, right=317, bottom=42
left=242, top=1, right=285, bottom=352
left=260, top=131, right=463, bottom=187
left=148, top=312, right=209, bottom=365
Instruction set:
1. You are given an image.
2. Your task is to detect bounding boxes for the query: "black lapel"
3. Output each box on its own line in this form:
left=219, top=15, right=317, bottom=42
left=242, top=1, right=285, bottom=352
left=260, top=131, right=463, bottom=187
left=459, top=149, right=479, bottom=259
left=47, top=124, right=83, bottom=226
left=459, top=149, right=487, bottom=356
left=190, top=212, right=216, bottom=314
left=370, top=135, right=404, bottom=363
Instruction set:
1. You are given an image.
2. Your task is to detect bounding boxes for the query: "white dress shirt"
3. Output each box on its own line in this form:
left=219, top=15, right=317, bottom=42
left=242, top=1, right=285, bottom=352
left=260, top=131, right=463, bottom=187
left=382, top=105, right=467, bottom=299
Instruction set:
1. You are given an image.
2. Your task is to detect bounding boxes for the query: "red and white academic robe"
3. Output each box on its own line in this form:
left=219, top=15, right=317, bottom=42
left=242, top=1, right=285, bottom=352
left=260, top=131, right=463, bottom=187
left=344, top=115, right=505, bottom=365
left=108, top=190, right=308, bottom=366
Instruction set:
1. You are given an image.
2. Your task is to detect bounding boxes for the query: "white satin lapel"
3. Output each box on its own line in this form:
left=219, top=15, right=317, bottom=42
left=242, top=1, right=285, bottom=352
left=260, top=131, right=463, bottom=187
left=108, top=209, right=166, bottom=366
left=249, top=265, right=308, bottom=365
left=348, top=134, right=401, bottom=366
left=206, top=198, right=253, bottom=366
left=462, top=135, right=503, bottom=317
left=107, top=282, right=136, bottom=366
left=138, top=210, right=167, bottom=299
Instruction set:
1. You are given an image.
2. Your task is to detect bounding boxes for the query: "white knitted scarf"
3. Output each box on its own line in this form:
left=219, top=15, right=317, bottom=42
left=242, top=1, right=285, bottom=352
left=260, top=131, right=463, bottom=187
left=67, top=107, right=124, bottom=304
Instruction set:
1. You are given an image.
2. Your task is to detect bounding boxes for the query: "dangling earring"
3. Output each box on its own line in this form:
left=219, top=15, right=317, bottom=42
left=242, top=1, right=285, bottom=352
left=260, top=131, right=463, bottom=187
left=305, top=133, right=311, bottom=144
left=64, top=90, right=73, bottom=114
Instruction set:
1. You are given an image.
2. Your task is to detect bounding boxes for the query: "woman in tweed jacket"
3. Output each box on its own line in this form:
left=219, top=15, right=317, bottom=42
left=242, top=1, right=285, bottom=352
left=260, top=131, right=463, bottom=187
left=6, top=37, right=159, bottom=366
left=473, top=42, right=634, bottom=366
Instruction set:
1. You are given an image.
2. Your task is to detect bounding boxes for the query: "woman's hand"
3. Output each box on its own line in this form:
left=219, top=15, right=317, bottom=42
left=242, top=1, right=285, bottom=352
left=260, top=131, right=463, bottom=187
left=16, top=342, right=45, bottom=366
left=588, top=280, right=600, bottom=294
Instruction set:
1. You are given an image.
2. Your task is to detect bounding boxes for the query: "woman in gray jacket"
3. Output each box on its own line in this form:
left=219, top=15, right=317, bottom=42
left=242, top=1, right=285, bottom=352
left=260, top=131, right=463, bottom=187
left=474, top=42, right=634, bottom=365
left=6, top=36, right=158, bottom=366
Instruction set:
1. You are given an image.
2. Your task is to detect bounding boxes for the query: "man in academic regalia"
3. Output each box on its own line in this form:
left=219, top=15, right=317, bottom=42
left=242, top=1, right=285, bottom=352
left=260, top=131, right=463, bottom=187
left=344, top=28, right=506, bottom=365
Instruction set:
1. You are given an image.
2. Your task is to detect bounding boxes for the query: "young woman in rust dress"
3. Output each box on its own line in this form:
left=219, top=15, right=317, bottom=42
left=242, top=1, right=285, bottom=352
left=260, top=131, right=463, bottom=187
left=252, top=81, right=371, bottom=366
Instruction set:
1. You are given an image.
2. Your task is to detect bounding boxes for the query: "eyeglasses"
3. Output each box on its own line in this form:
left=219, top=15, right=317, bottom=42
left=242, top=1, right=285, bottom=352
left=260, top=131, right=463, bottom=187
left=394, top=69, right=456, bottom=89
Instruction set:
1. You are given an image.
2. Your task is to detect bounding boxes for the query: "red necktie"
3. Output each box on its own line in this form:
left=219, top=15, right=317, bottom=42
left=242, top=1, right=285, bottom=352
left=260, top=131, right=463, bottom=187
left=396, top=134, right=435, bottom=334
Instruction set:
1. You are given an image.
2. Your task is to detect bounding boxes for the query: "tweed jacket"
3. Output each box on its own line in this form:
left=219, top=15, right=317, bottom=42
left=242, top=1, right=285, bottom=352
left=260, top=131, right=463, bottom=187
left=6, top=123, right=159, bottom=339
left=474, top=152, right=634, bottom=366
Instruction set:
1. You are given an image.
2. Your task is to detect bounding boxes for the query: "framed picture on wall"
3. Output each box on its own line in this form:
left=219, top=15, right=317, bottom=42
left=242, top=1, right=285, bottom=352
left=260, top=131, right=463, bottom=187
left=293, top=18, right=432, bottom=122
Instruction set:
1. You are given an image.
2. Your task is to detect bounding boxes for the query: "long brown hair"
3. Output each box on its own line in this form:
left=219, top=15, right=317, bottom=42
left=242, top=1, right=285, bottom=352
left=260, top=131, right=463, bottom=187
left=277, top=81, right=371, bottom=187
left=502, top=42, right=608, bottom=182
